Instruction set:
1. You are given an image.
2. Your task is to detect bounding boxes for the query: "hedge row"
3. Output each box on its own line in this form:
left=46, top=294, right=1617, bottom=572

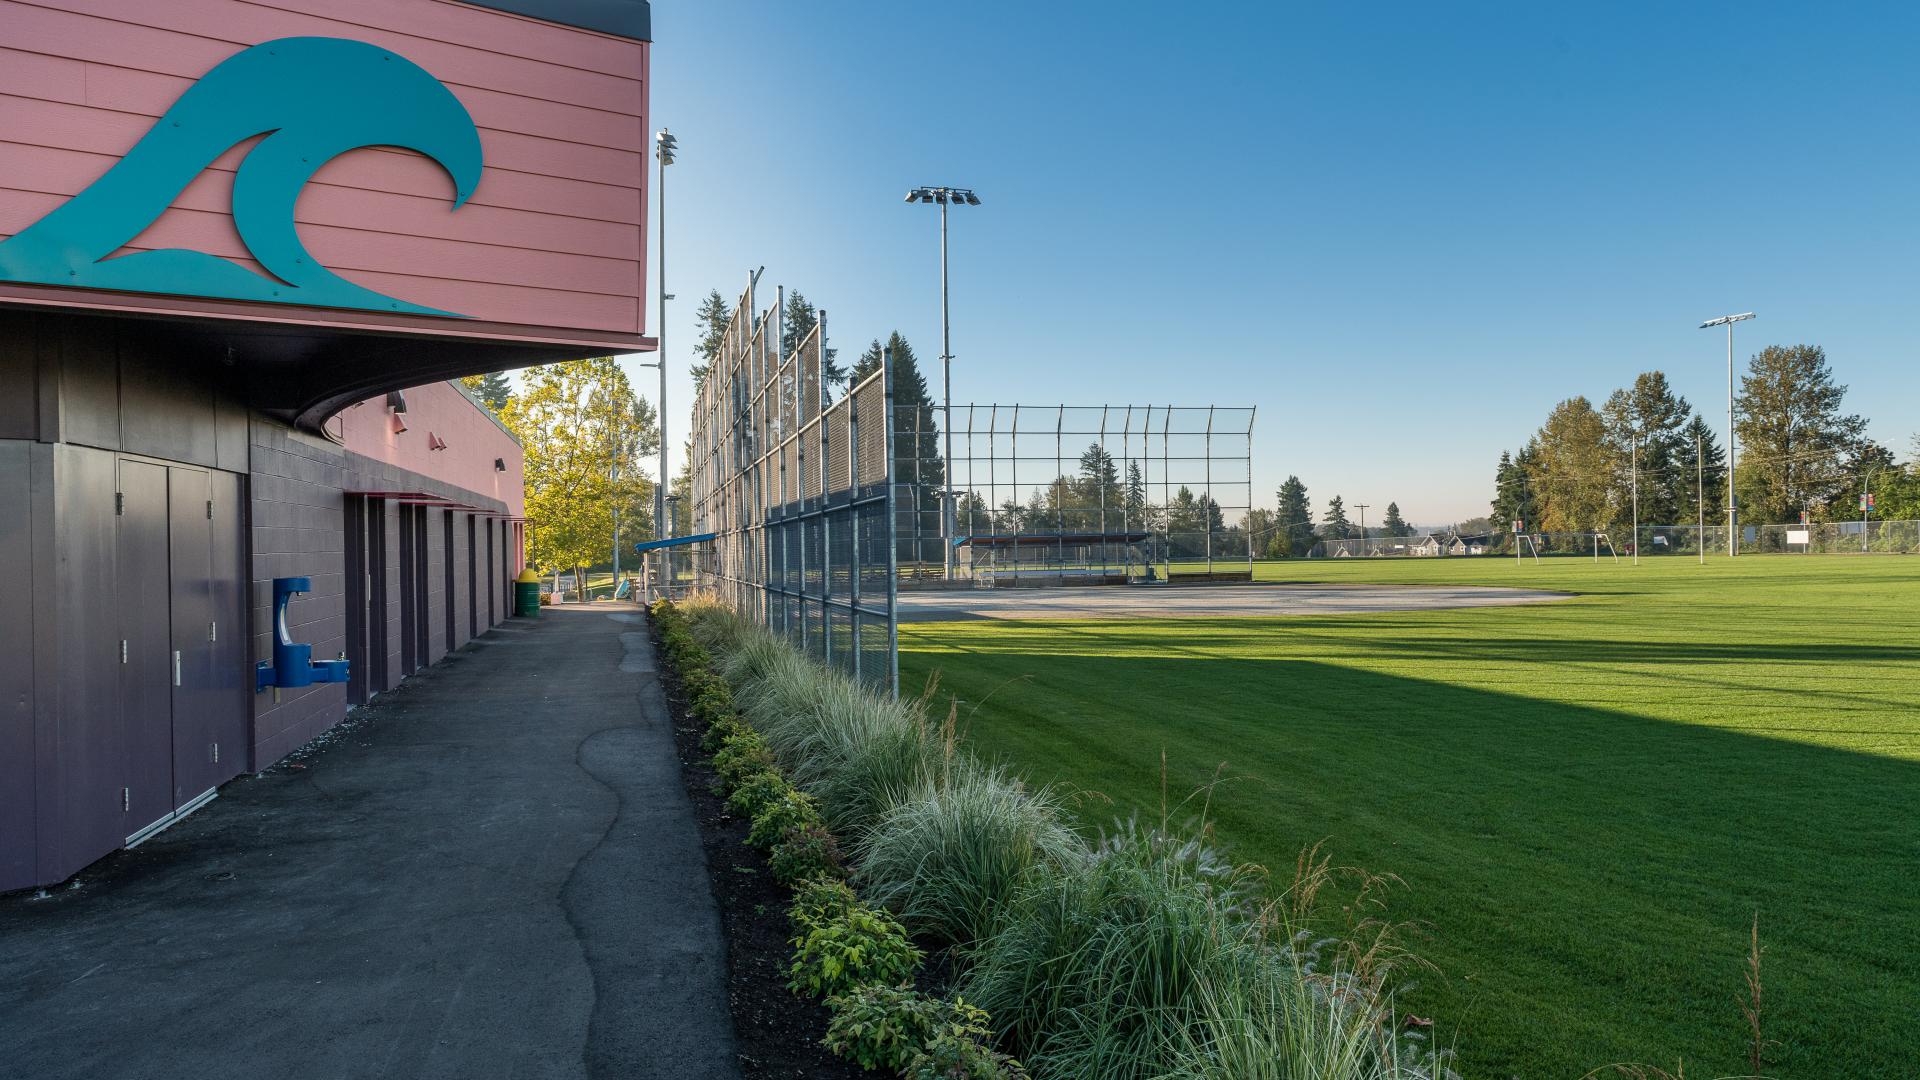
left=652, top=599, right=1025, bottom=1080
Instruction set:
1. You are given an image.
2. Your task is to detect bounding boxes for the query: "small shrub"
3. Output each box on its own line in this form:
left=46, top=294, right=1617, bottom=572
left=712, top=729, right=776, bottom=787
left=748, top=788, right=825, bottom=849
left=702, top=713, right=752, bottom=753
left=910, top=1002, right=1028, bottom=1080
left=726, top=769, right=790, bottom=820
left=770, top=823, right=847, bottom=885
left=789, top=903, right=922, bottom=1000
left=826, top=987, right=1027, bottom=1079
left=790, top=876, right=860, bottom=933
left=691, top=686, right=736, bottom=729
left=824, top=984, right=936, bottom=1071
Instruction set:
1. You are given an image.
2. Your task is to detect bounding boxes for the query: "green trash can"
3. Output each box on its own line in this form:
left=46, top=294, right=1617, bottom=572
left=513, top=568, right=543, bottom=618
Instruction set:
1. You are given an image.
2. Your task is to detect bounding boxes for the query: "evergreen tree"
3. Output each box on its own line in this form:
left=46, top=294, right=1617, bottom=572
left=690, top=290, right=732, bottom=392
left=460, top=370, right=512, bottom=414
left=1381, top=501, right=1409, bottom=536
left=781, top=291, right=844, bottom=395
left=1275, top=475, right=1313, bottom=556
left=1490, top=450, right=1521, bottom=532
left=1603, top=371, right=1692, bottom=527
left=1321, top=495, right=1352, bottom=541
left=1076, top=443, right=1123, bottom=530
left=1679, top=414, right=1727, bottom=528
left=1124, top=461, right=1150, bottom=527
left=850, top=333, right=943, bottom=561
left=1735, top=344, right=1866, bottom=522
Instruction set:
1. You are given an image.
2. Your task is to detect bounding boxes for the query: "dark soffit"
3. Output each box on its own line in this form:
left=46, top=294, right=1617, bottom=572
left=458, top=0, right=652, bottom=42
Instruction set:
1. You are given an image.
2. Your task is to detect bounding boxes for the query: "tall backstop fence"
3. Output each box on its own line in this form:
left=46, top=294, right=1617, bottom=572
left=896, top=404, right=1257, bottom=586
left=685, top=282, right=897, bottom=693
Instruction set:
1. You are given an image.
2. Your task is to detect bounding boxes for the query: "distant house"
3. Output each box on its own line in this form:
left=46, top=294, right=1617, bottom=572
left=1449, top=533, right=1492, bottom=556
left=1409, top=533, right=1446, bottom=556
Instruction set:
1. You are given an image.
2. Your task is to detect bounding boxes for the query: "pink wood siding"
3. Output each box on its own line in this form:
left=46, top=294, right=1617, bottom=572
left=0, top=0, right=648, bottom=347
left=336, top=381, right=526, bottom=518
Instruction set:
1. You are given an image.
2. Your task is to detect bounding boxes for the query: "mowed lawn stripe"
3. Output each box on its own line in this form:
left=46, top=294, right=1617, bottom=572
left=898, top=557, right=1920, bottom=1078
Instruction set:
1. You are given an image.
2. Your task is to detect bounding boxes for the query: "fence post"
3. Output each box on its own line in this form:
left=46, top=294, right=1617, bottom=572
left=883, top=346, right=900, bottom=697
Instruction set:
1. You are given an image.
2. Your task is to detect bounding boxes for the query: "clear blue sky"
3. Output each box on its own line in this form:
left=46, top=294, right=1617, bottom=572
left=625, top=2, right=1920, bottom=525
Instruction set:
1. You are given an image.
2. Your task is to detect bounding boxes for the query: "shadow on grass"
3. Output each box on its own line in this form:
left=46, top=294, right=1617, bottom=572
left=904, top=646, right=1920, bottom=1080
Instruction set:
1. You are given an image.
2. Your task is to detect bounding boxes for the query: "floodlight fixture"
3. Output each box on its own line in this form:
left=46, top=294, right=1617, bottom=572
left=1698, top=311, right=1754, bottom=329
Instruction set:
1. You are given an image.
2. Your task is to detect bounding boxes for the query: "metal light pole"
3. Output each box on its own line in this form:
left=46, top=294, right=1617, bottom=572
left=1630, top=430, right=1638, bottom=566
left=1355, top=504, right=1370, bottom=553
left=1696, top=431, right=1705, bottom=565
left=655, top=130, right=677, bottom=544
left=904, top=185, right=980, bottom=580
left=1699, top=312, right=1753, bottom=556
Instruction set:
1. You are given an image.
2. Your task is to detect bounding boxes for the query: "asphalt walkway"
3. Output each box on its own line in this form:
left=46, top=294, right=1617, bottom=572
left=0, top=604, right=738, bottom=1080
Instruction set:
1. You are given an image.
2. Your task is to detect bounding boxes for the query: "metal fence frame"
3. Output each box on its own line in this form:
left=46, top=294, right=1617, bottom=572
left=686, top=280, right=897, bottom=693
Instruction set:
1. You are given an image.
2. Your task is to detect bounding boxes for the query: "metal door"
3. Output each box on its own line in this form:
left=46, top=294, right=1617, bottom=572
left=116, top=458, right=173, bottom=836
left=168, top=467, right=218, bottom=807
left=183, top=469, right=249, bottom=788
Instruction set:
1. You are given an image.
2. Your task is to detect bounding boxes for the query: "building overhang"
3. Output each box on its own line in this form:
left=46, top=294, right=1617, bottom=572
left=0, top=287, right=655, bottom=431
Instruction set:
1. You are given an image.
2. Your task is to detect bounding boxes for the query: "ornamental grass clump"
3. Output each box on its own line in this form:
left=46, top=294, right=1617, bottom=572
left=857, top=762, right=1085, bottom=949
left=958, top=819, right=1270, bottom=1080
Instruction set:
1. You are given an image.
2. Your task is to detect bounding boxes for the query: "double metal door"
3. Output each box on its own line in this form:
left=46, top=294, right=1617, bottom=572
left=115, top=459, right=247, bottom=844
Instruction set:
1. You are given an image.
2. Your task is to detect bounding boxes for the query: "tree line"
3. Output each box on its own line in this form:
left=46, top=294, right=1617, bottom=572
left=1491, top=345, right=1920, bottom=539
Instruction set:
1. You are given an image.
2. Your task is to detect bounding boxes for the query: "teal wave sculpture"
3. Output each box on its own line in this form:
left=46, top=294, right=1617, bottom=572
left=0, top=37, right=483, bottom=317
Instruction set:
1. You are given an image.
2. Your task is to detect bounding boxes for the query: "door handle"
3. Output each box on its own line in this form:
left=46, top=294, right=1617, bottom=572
left=173, top=650, right=182, bottom=687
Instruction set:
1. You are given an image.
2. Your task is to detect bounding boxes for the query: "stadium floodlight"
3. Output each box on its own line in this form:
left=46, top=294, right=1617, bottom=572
left=1698, top=311, right=1755, bottom=556
left=902, top=185, right=982, bottom=580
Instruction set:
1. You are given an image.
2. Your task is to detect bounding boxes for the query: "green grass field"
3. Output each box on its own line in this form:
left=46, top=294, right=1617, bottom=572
left=897, top=556, right=1920, bottom=1078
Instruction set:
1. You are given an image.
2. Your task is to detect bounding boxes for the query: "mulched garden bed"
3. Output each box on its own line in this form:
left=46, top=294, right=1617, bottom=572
left=652, top=615, right=866, bottom=1080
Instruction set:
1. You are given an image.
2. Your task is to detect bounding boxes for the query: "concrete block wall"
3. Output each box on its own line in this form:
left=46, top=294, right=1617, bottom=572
left=247, top=419, right=351, bottom=769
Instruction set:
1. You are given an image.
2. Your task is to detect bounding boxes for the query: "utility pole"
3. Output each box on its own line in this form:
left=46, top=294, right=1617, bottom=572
left=1630, top=431, right=1639, bottom=566
left=1355, top=504, right=1369, bottom=553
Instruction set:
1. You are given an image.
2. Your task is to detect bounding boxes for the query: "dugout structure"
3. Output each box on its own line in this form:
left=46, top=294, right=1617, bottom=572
left=685, top=280, right=897, bottom=692
left=897, top=404, right=1256, bottom=586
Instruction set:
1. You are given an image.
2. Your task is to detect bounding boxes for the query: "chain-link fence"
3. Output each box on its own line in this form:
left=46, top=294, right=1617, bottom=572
left=896, top=404, right=1257, bottom=586
left=1311, top=521, right=1920, bottom=559
left=685, top=282, right=897, bottom=693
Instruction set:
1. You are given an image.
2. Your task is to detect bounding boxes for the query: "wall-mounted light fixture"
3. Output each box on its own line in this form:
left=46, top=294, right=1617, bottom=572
left=387, top=390, right=409, bottom=434
left=494, top=458, right=507, bottom=472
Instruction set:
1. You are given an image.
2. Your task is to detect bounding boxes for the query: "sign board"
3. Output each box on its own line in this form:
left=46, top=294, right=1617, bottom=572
left=555, top=573, right=577, bottom=592
left=1787, top=529, right=1811, bottom=546
left=1512, top=519, right=1524, bottom=533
